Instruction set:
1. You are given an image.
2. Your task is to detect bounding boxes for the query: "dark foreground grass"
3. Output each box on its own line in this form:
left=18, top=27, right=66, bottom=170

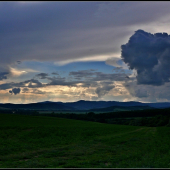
left=0, top=113, right=170, bottom=168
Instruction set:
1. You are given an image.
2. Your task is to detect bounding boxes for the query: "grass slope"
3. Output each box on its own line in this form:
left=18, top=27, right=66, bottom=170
left=89, top=105, right=153, bottom=112
left=0, top=113, right=170, bottom=168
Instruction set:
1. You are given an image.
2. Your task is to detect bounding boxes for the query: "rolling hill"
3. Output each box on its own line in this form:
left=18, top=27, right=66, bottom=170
left=0, top=102, right=75, bottom=111
left=0, top=100, right=170, bottom=111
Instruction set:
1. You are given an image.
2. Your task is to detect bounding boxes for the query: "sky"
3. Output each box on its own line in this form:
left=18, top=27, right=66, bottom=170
left=1, top=1, right=170, bottom=103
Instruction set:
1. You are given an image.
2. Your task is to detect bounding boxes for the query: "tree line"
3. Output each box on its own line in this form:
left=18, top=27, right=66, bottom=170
left=3, top=107, right=170, bottom=127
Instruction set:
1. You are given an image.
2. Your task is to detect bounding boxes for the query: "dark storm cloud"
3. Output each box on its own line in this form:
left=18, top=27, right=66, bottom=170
left=121, top=29, right=170, bottom=86
left=9, top=88, right=21, bottom=95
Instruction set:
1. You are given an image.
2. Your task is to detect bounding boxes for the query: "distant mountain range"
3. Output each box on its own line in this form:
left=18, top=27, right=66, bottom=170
left=0, top=100, right=170, bottom=112
left=0, top=102, right=75, bottom=111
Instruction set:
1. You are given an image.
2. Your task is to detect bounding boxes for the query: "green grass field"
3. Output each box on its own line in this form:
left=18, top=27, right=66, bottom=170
left=0, top=113, right=170, bottom=168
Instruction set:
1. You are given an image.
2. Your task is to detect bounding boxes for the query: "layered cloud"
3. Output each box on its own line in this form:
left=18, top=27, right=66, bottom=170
left=0, top=79, right=43, bottom=90
left=69, top=70, right=129, bottom=82
left=0, top=69, right=128, bottom=100
left=1, top=2, right=170, bottom=70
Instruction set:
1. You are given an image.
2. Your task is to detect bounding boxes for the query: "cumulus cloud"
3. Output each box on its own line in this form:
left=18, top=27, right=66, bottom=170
left=32, top=89, right=46, bottom=94
left=21, top=87, right=45, bottom=94
left=0, top=72, right=8, bottom=80
left=17, top=61, right=21, bottom=64
left=0, top=69, right=129, bottom=92
left=9, top=88, right=21, bottom=95
left=35, top=73, right=49, bottom=79
left=123, top=79, right=170, bottom=102
left=0, top=69, right=127, bottom=101
left=51, top=72, right=59, bottom=75
left=22, top=87, right=29, bottom=93
left=47, top=78, right=79, bottom=87
left=95, top=85, right=115, bottom=98
left=121, top=29, right=170, bottom=86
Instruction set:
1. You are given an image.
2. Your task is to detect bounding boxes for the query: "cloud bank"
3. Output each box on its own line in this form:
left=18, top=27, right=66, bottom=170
left=1, top=2, right=170, bottom=71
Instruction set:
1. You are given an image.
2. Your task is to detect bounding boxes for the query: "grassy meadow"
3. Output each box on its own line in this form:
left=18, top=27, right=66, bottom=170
left=0, top=113, right=170, bottom=168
